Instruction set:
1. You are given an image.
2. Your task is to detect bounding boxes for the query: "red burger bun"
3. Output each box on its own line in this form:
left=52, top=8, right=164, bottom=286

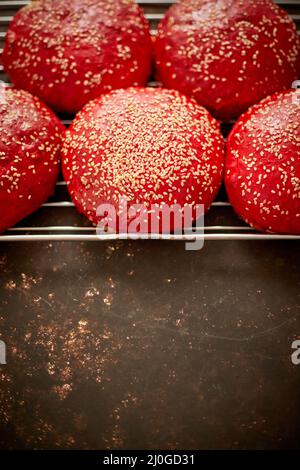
left=0, top=86, right=64, bottom=233
left=62, top=87, right=225, bottom=233
left=225, top=89, right=300, bottom=234
left=3, top=0, right=152, bottom=115
left=154, top=0, right=300, bottom=122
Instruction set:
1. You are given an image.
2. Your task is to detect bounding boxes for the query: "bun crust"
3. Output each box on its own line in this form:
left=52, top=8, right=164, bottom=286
left=0, top=87, right=64, bottom=232
left=225, top=89, right=300, bottom=234
left=3, top=0, right=153, bottom=114
left=62, top=87, right=225, bottom=232
left=154, top=0, right=300, bottom=121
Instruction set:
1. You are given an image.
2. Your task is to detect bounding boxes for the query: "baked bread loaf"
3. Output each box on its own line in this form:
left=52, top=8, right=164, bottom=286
left=62, top=87, right=224, bottom=233
left=225, top=89, right=300, bottom=234
left=3, top=0, right=152, bottom=114
left=154, top=0, right=300, bottom=121
left=0, top=87, right=64, bottom=233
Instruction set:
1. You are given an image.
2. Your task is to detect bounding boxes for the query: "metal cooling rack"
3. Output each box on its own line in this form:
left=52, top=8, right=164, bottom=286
left=0, top=0, right=299, bottom=242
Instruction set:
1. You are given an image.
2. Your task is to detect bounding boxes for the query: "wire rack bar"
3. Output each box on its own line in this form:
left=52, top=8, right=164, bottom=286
left=1, top=233, right=299, bottom=242
left=5, top=226, right=257, bottom=232
left=39, top=201, right=232, bottom=208
left=1, top=13, right=300, bottom=23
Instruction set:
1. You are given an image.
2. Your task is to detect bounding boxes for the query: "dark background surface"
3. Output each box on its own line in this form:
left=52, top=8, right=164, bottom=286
left=0, top=0, right=300, bottom=450
left=0, top=240, right=300, bottom=449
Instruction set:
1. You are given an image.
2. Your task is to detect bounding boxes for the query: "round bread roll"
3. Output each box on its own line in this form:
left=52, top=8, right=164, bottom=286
left=3, top=0, right=152, bottom=115
left=0, top=87, right=64, bottom=233
left=154, top=0, right=300, bottom=121
left=225, top=89, right=300, bottom=234
left=62, top=87, right=224, bottom=233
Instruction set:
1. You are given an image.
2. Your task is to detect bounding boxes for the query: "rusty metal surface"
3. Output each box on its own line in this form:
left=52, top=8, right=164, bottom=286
left=0, top=240, right=300, bottom=449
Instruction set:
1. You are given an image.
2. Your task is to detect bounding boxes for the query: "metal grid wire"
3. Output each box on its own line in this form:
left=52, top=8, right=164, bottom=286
left=0, top=0, right=299, bottom=241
